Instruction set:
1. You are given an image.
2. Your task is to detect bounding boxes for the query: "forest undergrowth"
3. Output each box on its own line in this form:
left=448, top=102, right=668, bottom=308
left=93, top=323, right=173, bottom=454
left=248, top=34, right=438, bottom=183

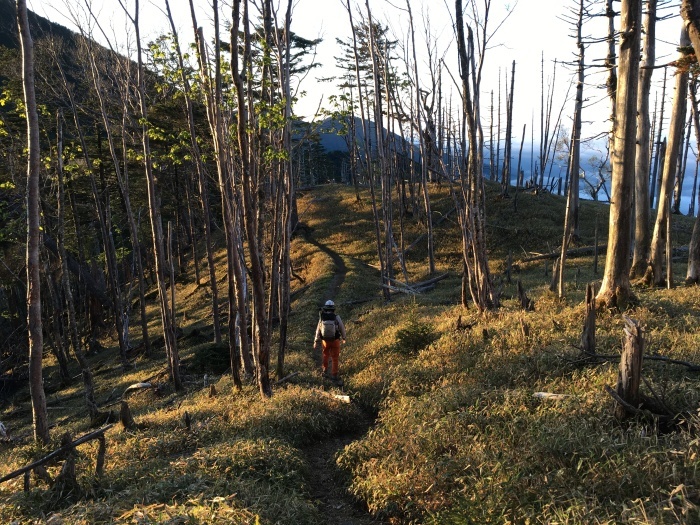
left=1, top=183, right=700, bottom=524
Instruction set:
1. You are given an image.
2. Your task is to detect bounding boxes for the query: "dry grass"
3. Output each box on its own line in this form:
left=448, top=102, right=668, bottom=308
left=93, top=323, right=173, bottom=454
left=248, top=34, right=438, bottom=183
left=2, top=182, right=700, bottom=524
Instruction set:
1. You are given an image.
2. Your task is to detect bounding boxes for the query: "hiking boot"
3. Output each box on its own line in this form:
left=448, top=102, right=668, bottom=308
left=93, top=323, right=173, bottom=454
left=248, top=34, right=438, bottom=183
left=331, top=374, right=344, bottom=386
left=321, top=369, right=331, bottom=379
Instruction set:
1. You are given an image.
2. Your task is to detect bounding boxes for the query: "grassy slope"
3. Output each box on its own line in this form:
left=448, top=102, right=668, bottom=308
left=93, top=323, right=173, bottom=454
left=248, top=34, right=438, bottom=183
left=0, top=182, right=699, bottom=524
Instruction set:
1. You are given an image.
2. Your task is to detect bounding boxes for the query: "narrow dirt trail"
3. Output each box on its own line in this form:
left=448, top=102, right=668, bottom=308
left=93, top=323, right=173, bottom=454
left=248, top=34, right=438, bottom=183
left=300, top=226, right=383, bottom=525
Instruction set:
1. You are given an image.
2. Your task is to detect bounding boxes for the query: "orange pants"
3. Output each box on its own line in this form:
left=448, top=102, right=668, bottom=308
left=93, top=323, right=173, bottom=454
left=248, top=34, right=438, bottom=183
left=322, top=339, right=341, bottom=376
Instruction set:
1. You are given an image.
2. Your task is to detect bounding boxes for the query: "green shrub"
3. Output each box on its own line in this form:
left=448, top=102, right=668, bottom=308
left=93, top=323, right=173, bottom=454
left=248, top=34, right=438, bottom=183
left=395, top=317, right=437, bottom=356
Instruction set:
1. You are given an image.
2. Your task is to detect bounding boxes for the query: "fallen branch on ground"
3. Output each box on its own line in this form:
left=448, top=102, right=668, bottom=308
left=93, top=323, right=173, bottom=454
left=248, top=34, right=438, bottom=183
left=604, top=385, right=672, bottom=423
left=0, top=424, right=115, bottom=485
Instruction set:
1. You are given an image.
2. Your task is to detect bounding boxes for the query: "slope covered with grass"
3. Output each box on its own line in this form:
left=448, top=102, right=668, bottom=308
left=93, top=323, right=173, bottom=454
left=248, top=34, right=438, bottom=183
left=1, top=183, right=699, bottom=524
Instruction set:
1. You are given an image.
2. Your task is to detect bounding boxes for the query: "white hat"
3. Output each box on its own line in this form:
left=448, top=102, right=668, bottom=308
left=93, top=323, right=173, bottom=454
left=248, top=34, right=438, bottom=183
left=324, top=300, right=335, bottom=308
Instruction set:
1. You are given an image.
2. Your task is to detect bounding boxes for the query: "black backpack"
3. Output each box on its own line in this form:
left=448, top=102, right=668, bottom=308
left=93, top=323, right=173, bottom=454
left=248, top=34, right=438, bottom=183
left=319, top=309, right=339, bottom=340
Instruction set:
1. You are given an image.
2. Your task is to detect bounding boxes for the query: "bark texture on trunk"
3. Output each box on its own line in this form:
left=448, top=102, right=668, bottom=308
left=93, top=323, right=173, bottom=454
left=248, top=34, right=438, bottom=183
left=597, top=0, right=642, bottom=309
left=17, top=0, right=49, bottom=444
left=630, top=0, right=657, bottom=278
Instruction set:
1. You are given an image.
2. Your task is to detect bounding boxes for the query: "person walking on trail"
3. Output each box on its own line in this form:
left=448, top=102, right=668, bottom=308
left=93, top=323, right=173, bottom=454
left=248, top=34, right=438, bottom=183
left=314, top=300, right=346, bottom=384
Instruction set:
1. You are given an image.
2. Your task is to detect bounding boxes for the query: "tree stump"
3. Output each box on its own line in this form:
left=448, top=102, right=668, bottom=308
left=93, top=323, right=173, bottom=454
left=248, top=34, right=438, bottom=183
left=549, top=258, right=560, bottom=292
left=614, top=317, right=644, bottom=420
left=506, top=251, right=513, bottom=284
left=581, top=283, right=596, bottom=355
left=119, top=400, right=137, bottom=431
left=519, top=317, right=530, bottom=339
left=517, top=280, right=534, bottom=311
left=95, top=435, right=106, bottom=477
left=53, top=432, right=78, bottom=496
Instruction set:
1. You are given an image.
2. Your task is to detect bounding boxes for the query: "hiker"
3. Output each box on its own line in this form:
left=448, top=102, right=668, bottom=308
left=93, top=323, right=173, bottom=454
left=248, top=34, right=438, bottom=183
left=314, top=300, right=346, bottom=383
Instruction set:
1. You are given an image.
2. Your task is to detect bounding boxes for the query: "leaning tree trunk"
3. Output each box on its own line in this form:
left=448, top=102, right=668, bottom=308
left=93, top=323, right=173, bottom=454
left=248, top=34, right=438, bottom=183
left=679, top=0, right=700, bottom=284
left=644, top=27, right=690, bottom=287
left=17, top=0, right=49, bottom=444
left=558, top=1, right=585, bottom=298
left=630, top=0, right=657, bottom=278
left=596, top=0, right=642, bottom=309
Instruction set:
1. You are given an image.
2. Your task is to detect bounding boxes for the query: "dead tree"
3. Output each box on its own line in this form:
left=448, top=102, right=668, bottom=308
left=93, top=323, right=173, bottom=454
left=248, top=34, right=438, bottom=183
left=406, top=0, right=435, bottom=275
left=231, top=0, right=272, bottom=396
left=500, top=61, right=515, bottom=196
left=341, top=2, right=389, bottom=304
left=680, top=1, right=700, bottom=283
left=453, top=0, right=499, bottom=312
left=686, top=81, right=700, bottom=282
left=596, top=0, right=642, bottom=309
left=644, top=27, right=690, bottom=287
left=672, top=112, right=693, bottom=214
left=650, top=68, right=668, bottom=209
left=631, top=0, right=658, bottom=279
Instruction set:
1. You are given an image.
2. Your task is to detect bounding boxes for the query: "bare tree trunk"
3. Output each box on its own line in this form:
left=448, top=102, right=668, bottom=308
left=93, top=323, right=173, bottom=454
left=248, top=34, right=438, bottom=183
left=596, top=0, right=642, bottom=309
left=344, top=0, right=389, bottom=302
left=558, top=2, right=585, bottom=298
left=673, top=113, right=692, bottom=214
left=165, top=0, right=221, bottom=345
left=127, top=0, right=181, bottom=390
left=630, top=0, right=657, bottom=278
left=650, top=68, right=667, bottom=209
left=569, top=0, right=584, bottom=238
left=686, top=82, right=700, bottom=282
left=454, top=0, right=496, bottom=312
left=681, top=0, right=700, bottom=60
left=644, top=27, right=690, bottom=287
left=680, top=0, right=700, bottom=284
left=52, top=38, right=131, bottom=365
left=57, top=112, right=99, bottom=422
left=581, top=283, right=596, bottom=354
left=406, top=0, right=435, bottom=275
left=232, top=0, right=271, bottom=397
left=17, top=0, right=49, bottom=444
left=501, top=61, right=515, bottom=196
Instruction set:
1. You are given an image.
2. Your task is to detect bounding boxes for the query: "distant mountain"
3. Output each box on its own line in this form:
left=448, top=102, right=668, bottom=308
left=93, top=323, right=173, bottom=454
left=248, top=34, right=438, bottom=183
left=314, top=116, right=418, bottom=159
left=0, top=0, right=76, bottom=50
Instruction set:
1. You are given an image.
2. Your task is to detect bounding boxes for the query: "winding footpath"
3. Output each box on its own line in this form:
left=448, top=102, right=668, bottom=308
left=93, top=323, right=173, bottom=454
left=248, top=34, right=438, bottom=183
left=301, top=225, right=382, bottom=525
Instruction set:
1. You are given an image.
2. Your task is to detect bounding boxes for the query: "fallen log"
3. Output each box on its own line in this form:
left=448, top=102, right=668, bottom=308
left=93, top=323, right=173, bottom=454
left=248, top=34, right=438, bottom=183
left=521, top=244, right=608, bottom=263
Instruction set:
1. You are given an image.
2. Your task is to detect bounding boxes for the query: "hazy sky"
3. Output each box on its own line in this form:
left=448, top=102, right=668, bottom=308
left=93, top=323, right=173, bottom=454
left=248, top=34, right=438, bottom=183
left=27, top=0, right=682, bottom=146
